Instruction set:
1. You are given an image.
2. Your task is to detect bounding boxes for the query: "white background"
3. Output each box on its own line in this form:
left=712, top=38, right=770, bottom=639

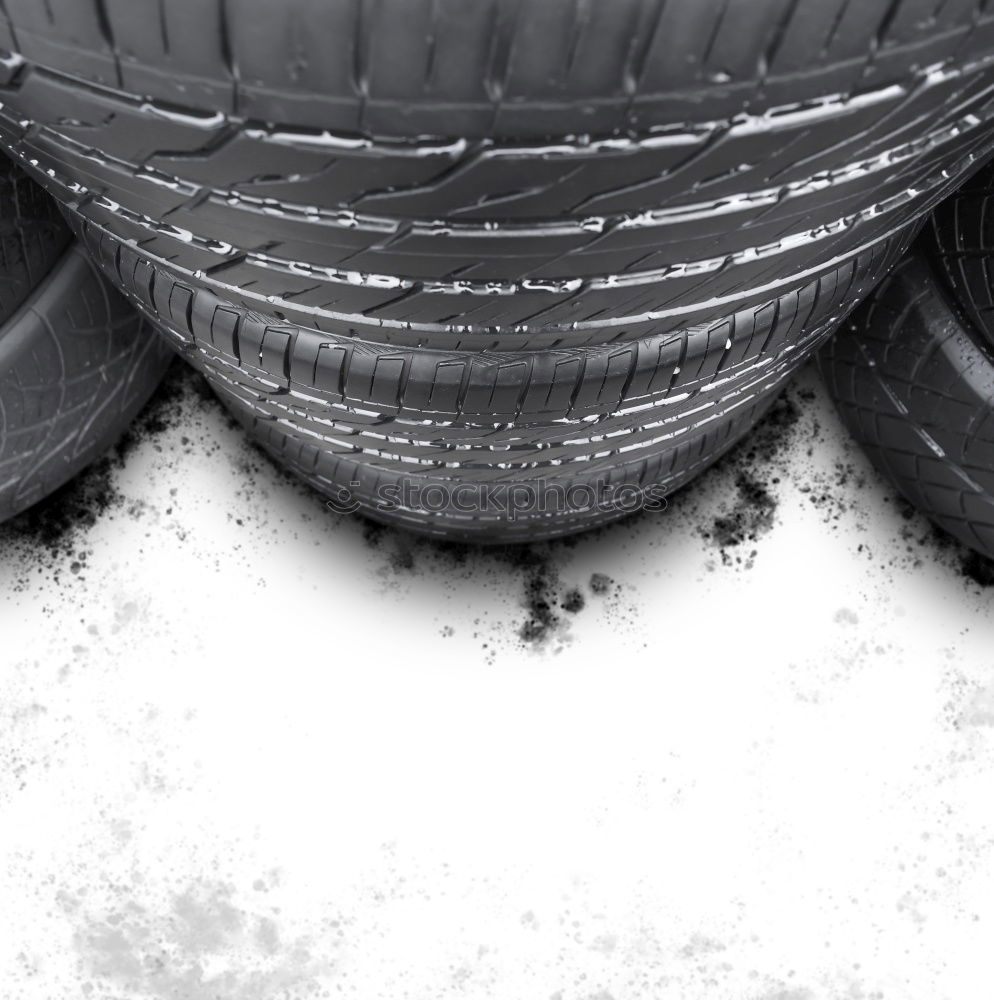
left=1, top=361, right=991, bottom=1000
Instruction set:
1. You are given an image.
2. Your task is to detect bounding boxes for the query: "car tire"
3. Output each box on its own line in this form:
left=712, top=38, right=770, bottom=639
left=819, top=249, right=994, bottom=559
left=3, top=0, right=994, bottom=538
left=0, top=164, right=173, bottom=521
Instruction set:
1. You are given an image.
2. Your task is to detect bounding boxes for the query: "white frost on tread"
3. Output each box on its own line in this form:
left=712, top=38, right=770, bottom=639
left=5, top=90, right=985, bottom=335
left=243, top=127, right=469, bottom=159
left=139, top=103, right=227, bottom=129
left=238, top=79, right=913, bottom=159
left=87, top=109, right=989, bottom=250
left=38, top=152, right=920, bottom=335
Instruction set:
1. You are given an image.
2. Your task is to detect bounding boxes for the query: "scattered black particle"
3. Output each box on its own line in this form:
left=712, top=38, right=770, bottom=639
left=895, top=498, right=917, bottom=521
left=704, top=471, right=778, bottom=566
left=362, top=519, right=386, bottom=549
left=961, top=550, right=994, bottom=588
left=2, top=455, right=121, bottom=557
left=353, top=517, right=623, bottom=651
left=561, top=588, right=585, bottom=613
left=878, top=501, right=994, bottom=591
left=520, top=565, right=560, bottom=644
left=389, top=544, right=415, bottom=572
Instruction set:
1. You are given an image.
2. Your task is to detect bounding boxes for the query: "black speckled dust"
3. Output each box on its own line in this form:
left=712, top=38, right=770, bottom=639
left=343, top=385, right=828, bottom=654
left=2, top=356, right=990, bottom=651
left=0, top=359, right=219, bottom=592
left=357, top=521, right=625, bottom=657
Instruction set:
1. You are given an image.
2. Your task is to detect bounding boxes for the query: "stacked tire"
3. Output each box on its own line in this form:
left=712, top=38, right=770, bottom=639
left=821, top=165, right=994, bottom=561
left=0, top=158, right=171, bottom=522
left=3, top=0, right=994, bottom=540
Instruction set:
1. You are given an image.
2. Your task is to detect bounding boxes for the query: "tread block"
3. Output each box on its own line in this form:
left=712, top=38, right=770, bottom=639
left=210, top=308, right=241, bottom=359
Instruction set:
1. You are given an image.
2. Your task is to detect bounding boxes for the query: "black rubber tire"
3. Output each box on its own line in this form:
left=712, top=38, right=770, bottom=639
left=0, top=156, right=69, bottom=327
left=2, top=1, right=994, bottom=539
left=930, top=159, right=994, bottom=351
left=0, top=242, right=173, bottom=522
left=819, top=250, right=994, bottom=559
left=1, top=13, right=993, bottom=352
left=4, top=0, right=994, bottom=141
left=78, top=215, right=912, bottom=541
